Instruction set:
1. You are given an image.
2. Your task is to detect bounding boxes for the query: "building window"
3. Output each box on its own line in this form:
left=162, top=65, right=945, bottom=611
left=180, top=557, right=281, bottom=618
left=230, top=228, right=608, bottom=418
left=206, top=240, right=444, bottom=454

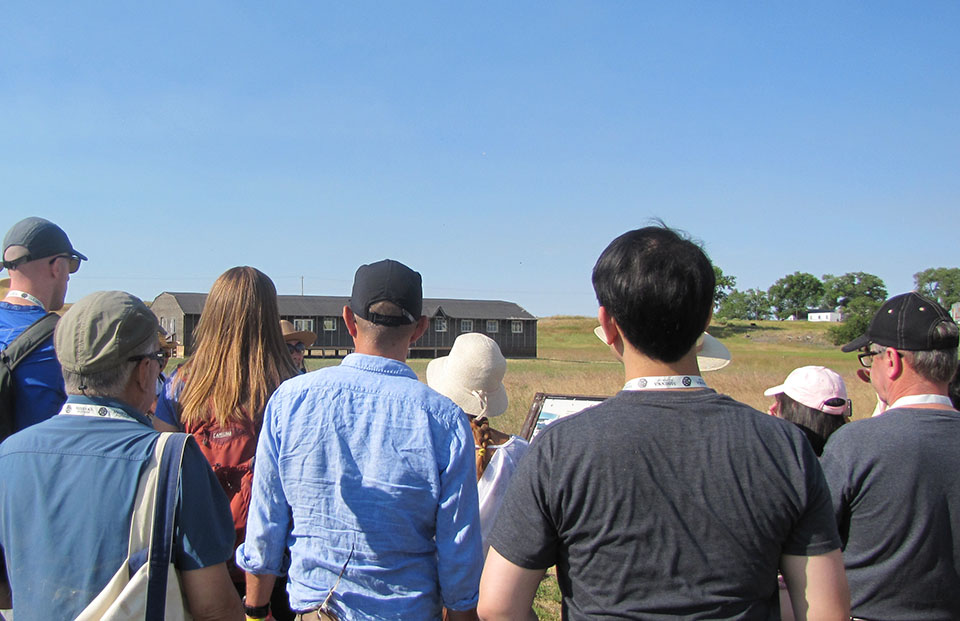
left=461, top=319, right=473, bottom=332
left=294, top=319, right=314, bottom=333
left=511, top=320, right=523, bottom=334
left=435, top=318, right=447, bottom=332
left=323, top=317, right=337, bottom=332
left=486, top=319, right=499, bottom=333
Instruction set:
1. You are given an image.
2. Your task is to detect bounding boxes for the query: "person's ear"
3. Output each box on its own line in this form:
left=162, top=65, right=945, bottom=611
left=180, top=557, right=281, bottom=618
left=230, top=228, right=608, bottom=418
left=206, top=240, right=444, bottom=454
left=136, top=359, right=156, bottom=392
left=597, top=306, right=619, bottom=345
left=410, top=316, right=429, bottom=344
left=343, top=306, right=358, bottom=338
left=886, top=347, right=905, bottom=380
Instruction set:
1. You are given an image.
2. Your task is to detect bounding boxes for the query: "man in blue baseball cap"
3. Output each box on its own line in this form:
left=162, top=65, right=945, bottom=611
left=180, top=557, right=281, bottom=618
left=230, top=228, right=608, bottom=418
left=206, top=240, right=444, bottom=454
left=1, top=217, right=88, bottom=434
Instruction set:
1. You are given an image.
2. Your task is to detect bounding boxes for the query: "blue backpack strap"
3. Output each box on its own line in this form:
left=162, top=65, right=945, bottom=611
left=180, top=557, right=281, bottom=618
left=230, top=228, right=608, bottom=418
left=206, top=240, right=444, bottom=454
left=145, top=432, right=189, bottom=621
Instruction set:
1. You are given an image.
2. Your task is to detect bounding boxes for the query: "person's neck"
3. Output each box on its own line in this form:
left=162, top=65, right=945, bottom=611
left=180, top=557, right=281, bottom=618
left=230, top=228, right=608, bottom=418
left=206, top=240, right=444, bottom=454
left=353, top=343, right=409, bottom=364
left=884, top=375, right=952, bottom=410
left=4, top=279, right=52, bottom=309
left=622, top=347, right=701, bottom=385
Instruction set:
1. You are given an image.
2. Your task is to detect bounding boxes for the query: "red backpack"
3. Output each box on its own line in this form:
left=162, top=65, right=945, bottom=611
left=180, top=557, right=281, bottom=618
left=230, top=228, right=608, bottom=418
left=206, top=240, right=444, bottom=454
left=185, top=414, right=258, bottom=582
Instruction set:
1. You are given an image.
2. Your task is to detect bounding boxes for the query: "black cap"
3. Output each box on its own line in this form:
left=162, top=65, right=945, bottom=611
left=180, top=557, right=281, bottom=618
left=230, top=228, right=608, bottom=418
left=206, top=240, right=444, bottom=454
left=350, top=259, right=422, bottom=326
left=841, top=292, right=959, bottom=352
left=2, top=217, right=87, bottom=270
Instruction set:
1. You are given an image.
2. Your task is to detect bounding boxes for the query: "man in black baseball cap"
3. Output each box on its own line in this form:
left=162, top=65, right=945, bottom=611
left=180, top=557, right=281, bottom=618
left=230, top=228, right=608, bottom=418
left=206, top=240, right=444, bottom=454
left=822, top=292, right=960, bottom=619
left=239, top=259, right=483, bottom=620
left=1, top=217, right=88, bottom=434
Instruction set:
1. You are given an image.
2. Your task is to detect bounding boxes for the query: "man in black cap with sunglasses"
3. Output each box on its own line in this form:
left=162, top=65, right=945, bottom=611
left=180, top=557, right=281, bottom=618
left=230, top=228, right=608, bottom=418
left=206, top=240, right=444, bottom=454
left=1, top=216, right=87, bottom=435
left=821, top=292, right=960, bottom=620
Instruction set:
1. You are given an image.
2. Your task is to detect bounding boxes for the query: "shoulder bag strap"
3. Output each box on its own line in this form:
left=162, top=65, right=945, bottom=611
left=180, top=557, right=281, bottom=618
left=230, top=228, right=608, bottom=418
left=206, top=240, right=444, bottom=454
left=145, top=432, right=189, bottom=621
left=0, top=312, right=59, bottom=369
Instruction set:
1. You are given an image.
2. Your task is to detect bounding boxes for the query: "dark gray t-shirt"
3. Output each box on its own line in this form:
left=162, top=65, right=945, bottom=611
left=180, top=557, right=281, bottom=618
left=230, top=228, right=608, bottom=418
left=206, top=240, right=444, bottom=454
left=821, top=407, right=960, bottom=620
left=489, top=389, right=840, bottom=620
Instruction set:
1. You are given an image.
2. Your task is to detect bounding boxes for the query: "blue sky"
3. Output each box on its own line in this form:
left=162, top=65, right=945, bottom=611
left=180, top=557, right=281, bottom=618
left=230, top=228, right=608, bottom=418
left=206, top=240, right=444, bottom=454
left=2, top=2, right=957, bottom=317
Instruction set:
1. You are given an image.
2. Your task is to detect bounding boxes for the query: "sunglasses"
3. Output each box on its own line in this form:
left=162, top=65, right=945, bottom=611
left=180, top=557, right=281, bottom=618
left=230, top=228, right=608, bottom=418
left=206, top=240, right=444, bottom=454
left=287, top=342, right=306, bottom=354
left=49, top=254, right=81, bottom=274
left=128, top=351, right=167, bottom=365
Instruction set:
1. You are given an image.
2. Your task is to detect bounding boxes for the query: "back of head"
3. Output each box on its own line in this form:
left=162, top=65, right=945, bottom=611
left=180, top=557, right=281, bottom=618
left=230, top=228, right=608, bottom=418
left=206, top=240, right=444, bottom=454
left=592, top=225, right=715, bottom=362
left=775, top=394, right=846, bottom=456
left=765, top=366, right=850, bottom=455
left=350, top=259, right=423, bottom=351
left=179, top=266, right=297, bottom=426
left=841, top=292, right=959, bottom=384
left=55, top=291, right=158, bottom=397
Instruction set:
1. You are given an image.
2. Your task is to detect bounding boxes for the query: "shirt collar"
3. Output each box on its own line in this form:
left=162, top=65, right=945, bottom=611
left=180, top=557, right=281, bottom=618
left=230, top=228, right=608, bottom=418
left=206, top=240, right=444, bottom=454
left=341, top=353, right=419, bottom=380
left=65, top=394, right=153, bottom=427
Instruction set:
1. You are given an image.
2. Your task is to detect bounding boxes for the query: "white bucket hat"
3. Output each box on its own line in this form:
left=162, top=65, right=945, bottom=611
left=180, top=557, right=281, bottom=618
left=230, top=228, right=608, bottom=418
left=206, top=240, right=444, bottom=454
left=426, top=333, right=509, bottom=418
left=592, top=326, right=731, bottom=371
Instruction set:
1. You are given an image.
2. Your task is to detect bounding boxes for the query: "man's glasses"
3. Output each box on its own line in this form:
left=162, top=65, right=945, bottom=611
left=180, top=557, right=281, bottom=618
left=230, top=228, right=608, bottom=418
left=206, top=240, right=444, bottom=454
left=857, top=347, right=903, bottom=368
left=49, top=254, right=81, bottom=274
left=128, top=351, right=167, bottom=365
left=287, top=342, right=306, bottom=354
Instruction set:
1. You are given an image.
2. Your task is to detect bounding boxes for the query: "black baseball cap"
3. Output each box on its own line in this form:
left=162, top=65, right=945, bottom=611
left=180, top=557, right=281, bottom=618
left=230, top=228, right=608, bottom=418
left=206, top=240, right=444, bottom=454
left=2, top=217, right=87, bottom=270
left=350, top=259, right=422, bottom=326
left=841, top=292, right=959, bottom=352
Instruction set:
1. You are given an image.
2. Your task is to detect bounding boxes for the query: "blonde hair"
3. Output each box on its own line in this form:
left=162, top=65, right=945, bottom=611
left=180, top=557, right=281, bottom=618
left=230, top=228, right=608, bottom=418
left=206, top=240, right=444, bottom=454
left=176, top=266, right=298, bottom=427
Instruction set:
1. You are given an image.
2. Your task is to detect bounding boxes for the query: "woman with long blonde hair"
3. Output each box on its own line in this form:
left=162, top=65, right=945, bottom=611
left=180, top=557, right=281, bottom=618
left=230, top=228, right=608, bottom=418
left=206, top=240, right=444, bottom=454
left=153, top=266, right=298, bottom=618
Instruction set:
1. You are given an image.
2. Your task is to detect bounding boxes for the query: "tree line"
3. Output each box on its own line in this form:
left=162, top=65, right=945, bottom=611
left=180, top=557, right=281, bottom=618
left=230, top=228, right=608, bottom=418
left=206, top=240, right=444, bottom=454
left=712, top=266, right=960, bottom=345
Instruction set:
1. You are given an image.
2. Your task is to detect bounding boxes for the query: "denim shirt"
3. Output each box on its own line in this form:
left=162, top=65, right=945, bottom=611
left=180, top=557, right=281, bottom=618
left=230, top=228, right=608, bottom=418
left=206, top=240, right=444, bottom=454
left=237, top=354, right=482, bottom=620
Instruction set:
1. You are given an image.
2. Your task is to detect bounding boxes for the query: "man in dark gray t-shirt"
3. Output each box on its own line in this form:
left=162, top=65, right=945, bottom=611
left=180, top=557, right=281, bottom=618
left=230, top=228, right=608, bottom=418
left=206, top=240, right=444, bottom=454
left=477, top=225, right=849, bottom=621
left=822, top=292, right=960, bottom=620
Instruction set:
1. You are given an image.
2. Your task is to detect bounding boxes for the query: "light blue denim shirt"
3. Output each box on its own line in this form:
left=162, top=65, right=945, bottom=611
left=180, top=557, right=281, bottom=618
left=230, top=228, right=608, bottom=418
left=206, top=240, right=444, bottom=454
left=237, top=353, right=482, bottom=619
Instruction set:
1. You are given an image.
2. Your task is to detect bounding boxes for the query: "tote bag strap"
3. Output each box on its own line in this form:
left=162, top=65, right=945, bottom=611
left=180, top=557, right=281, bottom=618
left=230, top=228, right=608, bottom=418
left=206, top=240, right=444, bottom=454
left=145, top=432, right=189, bottom=621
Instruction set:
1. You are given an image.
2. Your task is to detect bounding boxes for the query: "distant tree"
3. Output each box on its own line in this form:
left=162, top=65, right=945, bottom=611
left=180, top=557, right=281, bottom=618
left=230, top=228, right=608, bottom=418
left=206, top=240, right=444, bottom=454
left=767, top=272, right=824, bottom=320
left=914, top=267, right=960, bottom=308
left=828, top=296, right=883, bottom=346
left=716, top=288, right=771, bottom=321
left=713, top=266, right=737, bottom=308
left=821, top=272, right=887, bottom=309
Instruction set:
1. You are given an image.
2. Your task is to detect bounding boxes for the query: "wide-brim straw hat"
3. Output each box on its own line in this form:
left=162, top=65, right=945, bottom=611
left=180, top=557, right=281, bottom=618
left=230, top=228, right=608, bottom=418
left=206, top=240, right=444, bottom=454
left=427, top=332, right=509, bottom=418
left=593, top=326, right=731, bottom=372
left=280, top=319, right=316, bottom=345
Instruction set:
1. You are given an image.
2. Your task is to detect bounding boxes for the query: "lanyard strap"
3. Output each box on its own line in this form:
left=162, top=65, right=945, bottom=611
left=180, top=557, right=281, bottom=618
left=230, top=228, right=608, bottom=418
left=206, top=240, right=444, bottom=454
left=624, top=375, right=708, bottom=391
left=889, top=394, right=955, bottom=409
left=5, top=289, right=45, bottom=310
left=58, top=401, right=139, bottom=422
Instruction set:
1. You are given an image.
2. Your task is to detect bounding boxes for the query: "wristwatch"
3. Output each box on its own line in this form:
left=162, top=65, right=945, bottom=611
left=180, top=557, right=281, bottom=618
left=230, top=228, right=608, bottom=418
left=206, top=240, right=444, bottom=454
left=242, top=596, right=271, bottom=620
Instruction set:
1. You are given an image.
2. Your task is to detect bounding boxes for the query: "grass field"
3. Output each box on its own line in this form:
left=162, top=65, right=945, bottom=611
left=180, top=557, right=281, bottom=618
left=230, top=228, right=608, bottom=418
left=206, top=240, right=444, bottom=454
left=165, top=315, right=878, bottom=619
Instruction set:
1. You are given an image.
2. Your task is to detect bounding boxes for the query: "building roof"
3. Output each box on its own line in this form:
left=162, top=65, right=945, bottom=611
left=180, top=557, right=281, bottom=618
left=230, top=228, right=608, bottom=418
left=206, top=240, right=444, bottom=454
left=153, top=292, right=536, bottom=320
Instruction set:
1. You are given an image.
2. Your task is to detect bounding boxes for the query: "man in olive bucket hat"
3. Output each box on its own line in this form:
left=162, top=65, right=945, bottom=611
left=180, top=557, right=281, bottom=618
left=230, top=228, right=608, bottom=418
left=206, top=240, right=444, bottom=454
left=0, top=291, right=242, bottom=619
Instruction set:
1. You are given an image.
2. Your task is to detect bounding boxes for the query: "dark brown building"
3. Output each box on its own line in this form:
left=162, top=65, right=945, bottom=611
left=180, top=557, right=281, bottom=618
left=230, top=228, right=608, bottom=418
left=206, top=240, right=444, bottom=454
left=150, top=293, right=538, bottom=358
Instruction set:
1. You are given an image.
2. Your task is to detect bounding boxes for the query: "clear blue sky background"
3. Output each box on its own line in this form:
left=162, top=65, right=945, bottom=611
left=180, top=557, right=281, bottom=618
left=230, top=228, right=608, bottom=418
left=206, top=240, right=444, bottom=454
left=2, top=2, right=957, bottom=317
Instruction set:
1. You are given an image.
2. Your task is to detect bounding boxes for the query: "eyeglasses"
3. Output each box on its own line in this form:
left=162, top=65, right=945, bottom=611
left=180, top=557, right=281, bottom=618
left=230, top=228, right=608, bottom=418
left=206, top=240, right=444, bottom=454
left=128, top=351, right=166, bottom=365
left=287, top=342, right=306, bottom=354
left=857, top=347, right=903, bottom=368
left=49, top=254, right=81, bottom=274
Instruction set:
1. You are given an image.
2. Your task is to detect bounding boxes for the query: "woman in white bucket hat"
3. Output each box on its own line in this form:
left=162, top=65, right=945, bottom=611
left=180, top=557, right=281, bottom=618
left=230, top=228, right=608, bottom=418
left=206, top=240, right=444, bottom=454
left=426, top=333, right=529, bottom=554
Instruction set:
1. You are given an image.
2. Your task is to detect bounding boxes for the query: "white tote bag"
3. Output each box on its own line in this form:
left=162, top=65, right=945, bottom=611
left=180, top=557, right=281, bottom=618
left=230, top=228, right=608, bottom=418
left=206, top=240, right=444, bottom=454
left=75, top=432, right=192, bottom=621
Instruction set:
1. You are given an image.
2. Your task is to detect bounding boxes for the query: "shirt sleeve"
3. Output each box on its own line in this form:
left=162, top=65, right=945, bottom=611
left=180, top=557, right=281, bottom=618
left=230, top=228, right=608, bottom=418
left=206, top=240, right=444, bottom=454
left=154, top=373, right=182, bottom=428
left=174, top=438, right=236, bottom=570
left=819, top=429, right=854, bottom=548
left=486, top=429, right=560, bottom=570
left=235, top=394, right=291, bottom=576
left=434, top=408, right=483, bottom=611
left=781, top=436, right=842, bottom=557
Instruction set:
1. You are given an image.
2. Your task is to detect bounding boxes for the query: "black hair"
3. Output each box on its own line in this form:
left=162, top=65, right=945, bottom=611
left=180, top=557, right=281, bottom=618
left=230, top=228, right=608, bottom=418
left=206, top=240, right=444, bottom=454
left=592, top=225, right=715, bottom=362
left=949, top=362, right=960, bottom=410
left=775, top=394, right=847, bottom=456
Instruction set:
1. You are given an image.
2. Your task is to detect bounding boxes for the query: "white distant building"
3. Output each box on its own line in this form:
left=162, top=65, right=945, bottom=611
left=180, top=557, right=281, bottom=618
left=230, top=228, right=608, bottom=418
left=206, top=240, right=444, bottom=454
left=951, top=301, right=959, bottom=323
left=808, top=309, right=843, bottom=322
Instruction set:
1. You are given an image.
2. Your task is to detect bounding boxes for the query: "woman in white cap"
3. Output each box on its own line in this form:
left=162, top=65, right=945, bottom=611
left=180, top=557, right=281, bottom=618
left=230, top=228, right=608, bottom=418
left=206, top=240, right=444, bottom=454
left=426, top=332, right=529, bottom=554
left=764, top=365, right=850, bottom=456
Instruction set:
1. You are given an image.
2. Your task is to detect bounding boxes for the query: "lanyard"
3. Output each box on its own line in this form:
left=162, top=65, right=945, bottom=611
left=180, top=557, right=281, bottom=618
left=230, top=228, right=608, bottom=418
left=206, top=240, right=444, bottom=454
left=889, top=394, right=955, bottom=409
left=624, top=375, right=708, bottom=391
left=5, top=289, right=45, bottom=310
left=58, top=401, right=140, bottom=423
